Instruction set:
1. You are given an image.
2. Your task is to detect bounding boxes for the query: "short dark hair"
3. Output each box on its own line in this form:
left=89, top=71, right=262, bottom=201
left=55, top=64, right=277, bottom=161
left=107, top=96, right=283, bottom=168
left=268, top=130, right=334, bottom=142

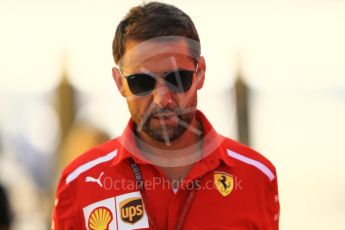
left=112, top=2, right=200, bottom=65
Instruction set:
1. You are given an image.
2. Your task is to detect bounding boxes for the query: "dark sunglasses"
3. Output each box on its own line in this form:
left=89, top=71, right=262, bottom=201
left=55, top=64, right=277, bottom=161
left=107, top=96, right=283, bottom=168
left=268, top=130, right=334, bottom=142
left=121, top=67, right=197, bottom=96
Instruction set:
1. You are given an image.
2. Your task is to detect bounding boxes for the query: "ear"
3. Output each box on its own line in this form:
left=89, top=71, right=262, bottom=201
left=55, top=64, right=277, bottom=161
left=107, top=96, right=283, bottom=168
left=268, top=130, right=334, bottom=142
left=196, top=56, right=206, bottom=90
left=112, top=67, right=125, bottom=97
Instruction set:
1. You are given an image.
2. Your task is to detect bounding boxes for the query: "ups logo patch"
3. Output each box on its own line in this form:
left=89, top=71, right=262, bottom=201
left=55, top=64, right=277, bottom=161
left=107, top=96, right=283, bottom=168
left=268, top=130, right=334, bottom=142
left=120, top=197, right=144, bottom=224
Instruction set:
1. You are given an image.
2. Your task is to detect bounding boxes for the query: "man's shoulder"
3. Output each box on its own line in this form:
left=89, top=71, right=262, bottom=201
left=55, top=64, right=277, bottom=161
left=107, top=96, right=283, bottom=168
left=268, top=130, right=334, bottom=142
left=221, top=136, right=277, bottom=182
left=60, top=138, right=121, bottom=184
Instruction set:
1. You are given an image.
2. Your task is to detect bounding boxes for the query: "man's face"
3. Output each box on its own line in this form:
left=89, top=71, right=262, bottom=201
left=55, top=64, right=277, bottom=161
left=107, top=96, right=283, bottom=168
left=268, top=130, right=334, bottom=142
left=113, top=38, right=205, bottom=144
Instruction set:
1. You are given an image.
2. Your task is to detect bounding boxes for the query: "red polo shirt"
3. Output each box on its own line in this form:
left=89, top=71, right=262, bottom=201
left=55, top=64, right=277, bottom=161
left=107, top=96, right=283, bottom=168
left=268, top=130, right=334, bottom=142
left=52, top=111, right=279, bottom=230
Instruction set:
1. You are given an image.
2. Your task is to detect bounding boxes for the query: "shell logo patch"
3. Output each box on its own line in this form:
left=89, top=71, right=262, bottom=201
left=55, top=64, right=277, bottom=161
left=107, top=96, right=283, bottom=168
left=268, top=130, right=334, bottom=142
left=88, top=206, right=113, bottom=230
left=214, top=171, right=234, bottom=197
left=120, top=197, right=144, bottom=224
left=83, top=197, right=116, bottom=230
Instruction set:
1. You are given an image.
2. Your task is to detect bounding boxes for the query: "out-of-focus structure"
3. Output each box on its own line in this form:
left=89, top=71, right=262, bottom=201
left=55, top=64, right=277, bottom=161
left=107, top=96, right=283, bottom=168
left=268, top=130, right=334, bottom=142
left=234, top=64, right=251, bottom=146
left=54, top=62, right=110, bottom=171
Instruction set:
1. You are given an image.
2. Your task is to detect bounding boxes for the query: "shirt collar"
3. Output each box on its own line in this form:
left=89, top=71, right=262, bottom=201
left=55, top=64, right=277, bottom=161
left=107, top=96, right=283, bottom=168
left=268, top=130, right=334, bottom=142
left=111, top=110, right=235, bottom=168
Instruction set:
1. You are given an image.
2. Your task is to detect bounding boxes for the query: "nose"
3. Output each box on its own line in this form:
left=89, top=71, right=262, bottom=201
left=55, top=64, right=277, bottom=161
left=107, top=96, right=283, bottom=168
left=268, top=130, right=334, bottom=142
left=152, top=79, right=174, bottom=108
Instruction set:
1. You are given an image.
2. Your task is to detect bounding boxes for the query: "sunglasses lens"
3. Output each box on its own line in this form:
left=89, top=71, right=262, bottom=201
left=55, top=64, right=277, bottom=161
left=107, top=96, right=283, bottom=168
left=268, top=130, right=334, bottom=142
left=126, top=70, right=195, bottom=96
left=127, top=74, right=156, bottom=96
left=166, top=70, right=194, bottom=93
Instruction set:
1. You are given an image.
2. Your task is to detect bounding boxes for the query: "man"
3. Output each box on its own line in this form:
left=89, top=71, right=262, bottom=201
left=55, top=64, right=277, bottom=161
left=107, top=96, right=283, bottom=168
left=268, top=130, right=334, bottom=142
left=52, top=2, right=279, bottom=230
left=0, top=184, right=12, bottom=230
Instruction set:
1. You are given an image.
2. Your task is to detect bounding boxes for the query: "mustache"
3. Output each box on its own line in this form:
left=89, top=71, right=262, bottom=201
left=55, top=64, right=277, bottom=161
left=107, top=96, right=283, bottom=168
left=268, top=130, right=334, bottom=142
left=150, top=108, right=181, bottom=116
left=148, top=106, right=197, bottom=117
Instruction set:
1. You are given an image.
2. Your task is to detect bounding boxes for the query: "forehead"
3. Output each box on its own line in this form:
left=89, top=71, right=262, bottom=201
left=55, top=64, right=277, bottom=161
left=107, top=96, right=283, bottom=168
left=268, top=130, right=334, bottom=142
left=121, top=38, right=195, bottom=73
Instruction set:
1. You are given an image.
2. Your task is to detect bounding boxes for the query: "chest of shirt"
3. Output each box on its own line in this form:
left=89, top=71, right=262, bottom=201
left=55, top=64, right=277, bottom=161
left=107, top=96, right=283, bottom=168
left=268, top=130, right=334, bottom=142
left=69, top=163, right=265, bottom=230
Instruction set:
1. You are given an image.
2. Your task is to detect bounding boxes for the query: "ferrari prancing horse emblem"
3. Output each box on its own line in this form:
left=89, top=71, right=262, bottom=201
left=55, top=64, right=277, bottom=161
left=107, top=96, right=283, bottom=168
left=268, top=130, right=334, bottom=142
left=214, top=171, right=234, bottom=197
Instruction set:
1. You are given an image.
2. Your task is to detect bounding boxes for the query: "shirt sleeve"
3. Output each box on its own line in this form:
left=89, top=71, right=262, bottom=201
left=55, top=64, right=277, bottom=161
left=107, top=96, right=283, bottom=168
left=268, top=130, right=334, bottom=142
left=263, top=170, right=280, bottom=230
left=51, top=173, right=77, bottom=230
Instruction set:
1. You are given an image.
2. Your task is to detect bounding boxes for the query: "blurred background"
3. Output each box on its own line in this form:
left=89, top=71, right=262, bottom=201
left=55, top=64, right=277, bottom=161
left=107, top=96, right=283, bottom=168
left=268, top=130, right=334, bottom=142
left=0, top=0, right=345, bottom=229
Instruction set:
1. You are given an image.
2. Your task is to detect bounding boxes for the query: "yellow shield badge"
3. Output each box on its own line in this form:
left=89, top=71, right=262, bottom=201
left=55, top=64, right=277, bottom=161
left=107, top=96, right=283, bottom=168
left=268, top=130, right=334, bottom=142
left=214, top=171, right=234, bottom=197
